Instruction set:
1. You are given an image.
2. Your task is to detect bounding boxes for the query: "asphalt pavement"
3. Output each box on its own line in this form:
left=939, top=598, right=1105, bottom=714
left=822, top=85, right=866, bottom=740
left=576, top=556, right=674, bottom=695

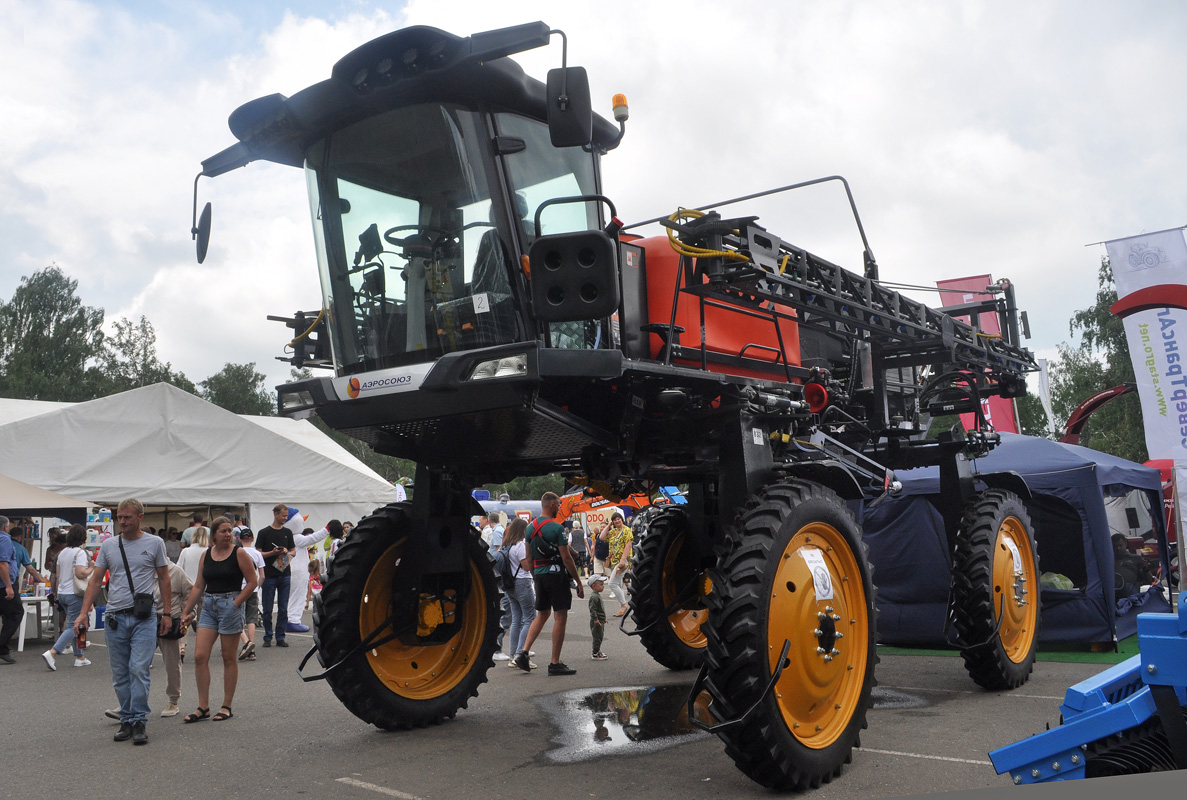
left=2, top=601, right=1120, bottom=800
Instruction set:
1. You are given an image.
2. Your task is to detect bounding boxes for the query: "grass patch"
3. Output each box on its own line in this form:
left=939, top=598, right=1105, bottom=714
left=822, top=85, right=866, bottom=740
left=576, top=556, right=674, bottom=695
left=876, top=635, right=1140, bottom=665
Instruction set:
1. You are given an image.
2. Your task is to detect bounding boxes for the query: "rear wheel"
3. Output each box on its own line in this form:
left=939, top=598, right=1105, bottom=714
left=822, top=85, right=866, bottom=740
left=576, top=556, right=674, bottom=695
left=951, top=489, right=1039, bottom=690
left=628, top=508, right=709, bottom=670
left=313, top=503, right=500, bottom=729
left=703, top=480, right=877, bottom=790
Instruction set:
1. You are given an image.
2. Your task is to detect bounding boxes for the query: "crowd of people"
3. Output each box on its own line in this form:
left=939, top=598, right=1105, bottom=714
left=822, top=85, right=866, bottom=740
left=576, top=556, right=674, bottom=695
left=0, top=491, right=635, bottom=740
left=0, top=502, right=347, bottom=745
left=480, top=494, right=634, bottom=675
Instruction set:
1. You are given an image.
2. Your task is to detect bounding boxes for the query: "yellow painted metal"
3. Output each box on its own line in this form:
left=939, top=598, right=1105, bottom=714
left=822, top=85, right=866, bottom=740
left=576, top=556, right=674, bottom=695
left=662, top=532, right=708, bottom=649
left=768, top=522, right=869, bottom=749
left=992, top=515, right=1038, bottom=664
left=359, top=539, right=487, bottom=699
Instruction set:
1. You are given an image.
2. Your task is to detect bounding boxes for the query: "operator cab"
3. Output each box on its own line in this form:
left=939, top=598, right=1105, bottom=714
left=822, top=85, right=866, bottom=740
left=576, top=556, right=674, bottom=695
left=306, top=103, right=604, bottom=376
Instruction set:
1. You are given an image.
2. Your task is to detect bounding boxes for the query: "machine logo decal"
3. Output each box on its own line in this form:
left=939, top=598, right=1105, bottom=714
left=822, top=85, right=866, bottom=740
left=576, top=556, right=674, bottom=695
left=347, top=377, right=361, bottom=398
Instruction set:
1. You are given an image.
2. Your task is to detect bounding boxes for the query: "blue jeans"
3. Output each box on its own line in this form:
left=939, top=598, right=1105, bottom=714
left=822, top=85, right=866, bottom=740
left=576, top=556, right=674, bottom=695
left=106, top=612, right=157, bottom=724
left=261, top=574, right=290, bottom=641
left=52, top=593, right=84, bottom=657
left=507, top=579, right=536, bottom=656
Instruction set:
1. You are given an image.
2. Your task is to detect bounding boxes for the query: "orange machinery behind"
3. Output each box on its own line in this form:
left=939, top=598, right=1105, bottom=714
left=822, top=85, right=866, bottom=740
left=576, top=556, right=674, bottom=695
left=621, top=236, right=801, bottom=382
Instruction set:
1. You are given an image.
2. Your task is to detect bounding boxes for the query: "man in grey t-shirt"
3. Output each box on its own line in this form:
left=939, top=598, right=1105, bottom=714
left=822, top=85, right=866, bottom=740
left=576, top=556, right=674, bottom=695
left=76, top=498, right=171, bottom=745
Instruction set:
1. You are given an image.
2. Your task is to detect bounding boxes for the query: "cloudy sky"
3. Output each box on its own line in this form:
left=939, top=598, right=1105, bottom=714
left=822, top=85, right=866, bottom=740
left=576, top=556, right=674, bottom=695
left=3, top=0, right=1185, bottom=394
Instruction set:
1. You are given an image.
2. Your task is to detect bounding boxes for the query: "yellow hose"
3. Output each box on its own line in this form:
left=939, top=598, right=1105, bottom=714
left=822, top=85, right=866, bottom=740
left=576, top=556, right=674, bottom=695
left=288, top=308, right=325, bottom=348
left=666, top=209, right=750, bottom=262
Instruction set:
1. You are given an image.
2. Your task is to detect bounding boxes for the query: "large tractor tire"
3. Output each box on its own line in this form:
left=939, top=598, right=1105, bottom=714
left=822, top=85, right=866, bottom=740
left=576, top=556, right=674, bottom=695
left=628, top=508, right=709, bottom=670
left=312, top=503, right=500, bottom=729
left=702, top=480, right=877, bottom=790
left=951, top=489, right=1040, bottom=690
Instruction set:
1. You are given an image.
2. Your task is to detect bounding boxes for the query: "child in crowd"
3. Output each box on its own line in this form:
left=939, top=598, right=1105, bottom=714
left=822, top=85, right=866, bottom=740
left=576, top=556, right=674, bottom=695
left=587, top=574, right=608, bottom=660
left=306, top=559, right=323, bottom=610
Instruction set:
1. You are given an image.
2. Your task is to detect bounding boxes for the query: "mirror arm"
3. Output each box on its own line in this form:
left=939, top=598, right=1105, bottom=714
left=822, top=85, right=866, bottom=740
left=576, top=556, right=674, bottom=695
left=191, top=172, right=203, bottom=239
left=549, top=29, right=569, bottom=110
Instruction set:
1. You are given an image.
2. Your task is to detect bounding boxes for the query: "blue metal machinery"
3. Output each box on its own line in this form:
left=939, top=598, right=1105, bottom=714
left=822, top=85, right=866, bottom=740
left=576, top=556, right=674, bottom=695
left=989, top=593, right=1187, bottom=783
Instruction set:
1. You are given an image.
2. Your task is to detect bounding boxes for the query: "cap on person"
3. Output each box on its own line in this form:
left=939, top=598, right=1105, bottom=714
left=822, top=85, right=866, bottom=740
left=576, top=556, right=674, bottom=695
left=587, top=574, right=608, bottom=588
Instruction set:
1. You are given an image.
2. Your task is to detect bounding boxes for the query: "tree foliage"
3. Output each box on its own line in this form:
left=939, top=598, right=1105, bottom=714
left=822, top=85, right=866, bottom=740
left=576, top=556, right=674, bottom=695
left=199, top=362, right=275, bottom=416
left=1035, top=257, right=1146, bottom=463
left=100, top=316, right=196, bottom=395
left=0, top=266, right=107, bottom=400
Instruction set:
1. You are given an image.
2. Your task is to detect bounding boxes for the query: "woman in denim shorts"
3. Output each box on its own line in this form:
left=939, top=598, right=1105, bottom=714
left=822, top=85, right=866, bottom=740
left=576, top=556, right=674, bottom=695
left=180, top=517, right=259, bottom=723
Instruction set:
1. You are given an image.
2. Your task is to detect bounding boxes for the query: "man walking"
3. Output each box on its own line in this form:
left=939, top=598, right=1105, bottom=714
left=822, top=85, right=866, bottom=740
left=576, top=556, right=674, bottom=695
left=514, top=492, right=584, bottom=676
left=256, top=503, right=296, bottom=647
left=0, top=516, right=24, bottom=665
left=76, top=499, right=172, bottom=744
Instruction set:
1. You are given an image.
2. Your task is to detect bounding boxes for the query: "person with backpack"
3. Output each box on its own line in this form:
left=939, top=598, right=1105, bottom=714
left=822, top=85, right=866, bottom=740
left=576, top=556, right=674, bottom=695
left=512, top=492, right=584, bottom=676
left=496, top=519, right=536, bottom=667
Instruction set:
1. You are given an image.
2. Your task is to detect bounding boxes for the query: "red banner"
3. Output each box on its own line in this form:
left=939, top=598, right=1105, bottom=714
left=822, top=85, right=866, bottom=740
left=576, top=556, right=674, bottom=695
left=936, top=275, right=1018, bottom=434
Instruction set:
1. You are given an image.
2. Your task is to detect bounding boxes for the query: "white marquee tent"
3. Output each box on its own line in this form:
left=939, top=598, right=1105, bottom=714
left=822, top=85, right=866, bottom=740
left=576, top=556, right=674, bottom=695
left=0, top=382, right=398, bottom=531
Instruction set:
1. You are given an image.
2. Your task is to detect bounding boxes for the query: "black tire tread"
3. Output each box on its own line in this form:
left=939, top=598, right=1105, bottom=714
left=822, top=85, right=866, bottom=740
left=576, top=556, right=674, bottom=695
left=701, top=479, right=878, bottom=790
left=628, top=508, right=707, bottom=670
left=312, top=503, right=500, bottom=730
left=951, top=489, right=1039, bottom=691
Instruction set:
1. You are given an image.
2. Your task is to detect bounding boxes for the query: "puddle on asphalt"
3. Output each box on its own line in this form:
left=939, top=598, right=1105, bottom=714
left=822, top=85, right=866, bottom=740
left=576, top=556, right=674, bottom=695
left=535, top=684, right=714, bottom=763
left=537, top=682, right=929, bottom=763
left=870, top=686, right=929, bottom=709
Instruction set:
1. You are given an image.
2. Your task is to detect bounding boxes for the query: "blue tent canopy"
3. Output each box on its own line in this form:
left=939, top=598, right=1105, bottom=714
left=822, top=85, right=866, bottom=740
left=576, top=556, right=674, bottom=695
left=859, top=433, right=1170, bottom=646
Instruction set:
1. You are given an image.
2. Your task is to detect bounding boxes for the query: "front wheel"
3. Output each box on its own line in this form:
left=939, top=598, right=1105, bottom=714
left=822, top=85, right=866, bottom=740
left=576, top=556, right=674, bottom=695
left=703, top=480, right=877, bottom=790
left=951, top=489, right=1040, bottom=690
left=313, top=503, right=500, bottom=729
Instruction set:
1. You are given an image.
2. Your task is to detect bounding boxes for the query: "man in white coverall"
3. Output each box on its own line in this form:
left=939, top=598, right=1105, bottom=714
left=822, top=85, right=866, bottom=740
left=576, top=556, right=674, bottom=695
left=284, top=509, right=331, bottom=632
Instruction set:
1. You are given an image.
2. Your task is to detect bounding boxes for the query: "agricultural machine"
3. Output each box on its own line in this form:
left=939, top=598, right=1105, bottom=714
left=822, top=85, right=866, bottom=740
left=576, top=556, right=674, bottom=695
left=989, top=593, right=1187, bottom=783
left=194, top=22, right=1039, bottom=790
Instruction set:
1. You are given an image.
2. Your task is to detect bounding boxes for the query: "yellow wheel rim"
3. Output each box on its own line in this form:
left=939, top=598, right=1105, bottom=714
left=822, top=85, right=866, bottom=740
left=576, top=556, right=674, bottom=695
left=992, top=516, right=1037, bottom=664
left=768, top=522, right=869, bottom=749
left=359, top=540, right=488, bottom=699
left=662, top=533, right=707, bottom=649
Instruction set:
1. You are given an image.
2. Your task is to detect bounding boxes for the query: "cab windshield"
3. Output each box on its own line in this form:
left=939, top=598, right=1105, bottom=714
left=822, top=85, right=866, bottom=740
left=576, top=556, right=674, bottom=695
left=304, top=103, right=602, bottom=375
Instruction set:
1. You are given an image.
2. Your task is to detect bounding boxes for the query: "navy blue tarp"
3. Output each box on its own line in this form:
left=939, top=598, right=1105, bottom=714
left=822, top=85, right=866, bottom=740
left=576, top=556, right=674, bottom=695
left=860, top=433, right=1170, bottom=646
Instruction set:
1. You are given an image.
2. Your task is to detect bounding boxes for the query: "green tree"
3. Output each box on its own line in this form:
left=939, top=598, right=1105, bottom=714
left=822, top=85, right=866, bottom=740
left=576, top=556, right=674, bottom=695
left=1043, top=257, right=1146, bottom=463
left=100, top=316, right=196, bottom=395
left=0, top=265, right=107, bottom=400
left=200, top=362, right=276, bottom=415
left=482, top=474, right=565, bottom=500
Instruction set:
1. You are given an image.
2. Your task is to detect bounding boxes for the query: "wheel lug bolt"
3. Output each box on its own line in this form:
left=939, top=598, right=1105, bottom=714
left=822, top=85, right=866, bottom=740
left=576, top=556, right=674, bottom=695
left=813, top=629, right=823, bottom=636
left=816, top=647, right=826, bottom=654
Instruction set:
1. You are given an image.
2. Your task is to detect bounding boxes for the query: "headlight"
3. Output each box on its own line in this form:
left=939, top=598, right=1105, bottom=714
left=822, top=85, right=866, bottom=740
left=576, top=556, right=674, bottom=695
left=469, top=354, right=527, bottom=381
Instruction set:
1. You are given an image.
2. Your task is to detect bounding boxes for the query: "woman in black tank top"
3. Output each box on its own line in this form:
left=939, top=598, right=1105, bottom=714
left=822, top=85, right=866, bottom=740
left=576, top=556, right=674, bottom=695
left=180, top=516, right=259, bottom=723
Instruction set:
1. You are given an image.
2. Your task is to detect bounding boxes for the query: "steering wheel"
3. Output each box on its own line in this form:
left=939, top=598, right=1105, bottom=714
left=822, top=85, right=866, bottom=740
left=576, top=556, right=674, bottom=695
left=383, top=225, right=461, bottom=251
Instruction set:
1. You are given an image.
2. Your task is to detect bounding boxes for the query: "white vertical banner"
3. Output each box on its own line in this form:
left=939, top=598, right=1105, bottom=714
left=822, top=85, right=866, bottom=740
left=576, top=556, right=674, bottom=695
left=1106, top=227, right=1187, bottom=564
left=1037, top=358, right=1057, bottom=437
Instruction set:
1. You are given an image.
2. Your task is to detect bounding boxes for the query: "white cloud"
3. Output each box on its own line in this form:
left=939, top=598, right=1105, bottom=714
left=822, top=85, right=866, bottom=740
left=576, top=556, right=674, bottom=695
left=2, top=0, right=1186, bottom=395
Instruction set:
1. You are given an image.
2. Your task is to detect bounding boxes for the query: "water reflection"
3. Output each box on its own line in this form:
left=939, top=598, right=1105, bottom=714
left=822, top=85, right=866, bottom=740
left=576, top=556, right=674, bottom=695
left=538, top=684, right=713, bottom=763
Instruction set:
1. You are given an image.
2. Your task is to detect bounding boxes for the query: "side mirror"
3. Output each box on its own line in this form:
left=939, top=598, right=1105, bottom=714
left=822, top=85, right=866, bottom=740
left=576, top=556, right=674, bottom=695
left=546, top=67, right=593, bottom=148
left=194, top=202, right=212, bottom=264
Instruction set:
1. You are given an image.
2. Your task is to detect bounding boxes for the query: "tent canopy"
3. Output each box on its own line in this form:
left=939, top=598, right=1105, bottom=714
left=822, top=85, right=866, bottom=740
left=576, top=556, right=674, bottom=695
left=0, top=383, right=397, bottom=530
left=0, top=474, right=92, bottom=525
left=860, top=433, right=1170, bottom=646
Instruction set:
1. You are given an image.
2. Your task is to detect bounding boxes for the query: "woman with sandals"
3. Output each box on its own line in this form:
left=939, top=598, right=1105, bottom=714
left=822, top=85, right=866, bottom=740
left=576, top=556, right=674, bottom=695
left=179, top=516, right=258, bottom=723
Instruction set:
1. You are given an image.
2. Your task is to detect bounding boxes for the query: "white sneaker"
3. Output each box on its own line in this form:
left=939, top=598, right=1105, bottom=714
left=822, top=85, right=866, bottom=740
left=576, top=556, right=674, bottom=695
left=73, top=657, right=92, bottom=667
left=493, top=652, right=511, bottom=661
left=41, top=650, right=56, bottom=671
left=161, top=703, right=180, bottom=717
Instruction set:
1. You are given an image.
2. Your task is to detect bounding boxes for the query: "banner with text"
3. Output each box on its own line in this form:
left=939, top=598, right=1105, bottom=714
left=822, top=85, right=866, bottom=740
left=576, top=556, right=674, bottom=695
left=1105, top=227, right=1187, bottom=461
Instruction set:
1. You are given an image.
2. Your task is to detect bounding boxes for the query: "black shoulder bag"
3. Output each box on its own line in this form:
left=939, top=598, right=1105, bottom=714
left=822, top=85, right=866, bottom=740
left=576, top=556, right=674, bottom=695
left=118, top=536, right=156, bottom=619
